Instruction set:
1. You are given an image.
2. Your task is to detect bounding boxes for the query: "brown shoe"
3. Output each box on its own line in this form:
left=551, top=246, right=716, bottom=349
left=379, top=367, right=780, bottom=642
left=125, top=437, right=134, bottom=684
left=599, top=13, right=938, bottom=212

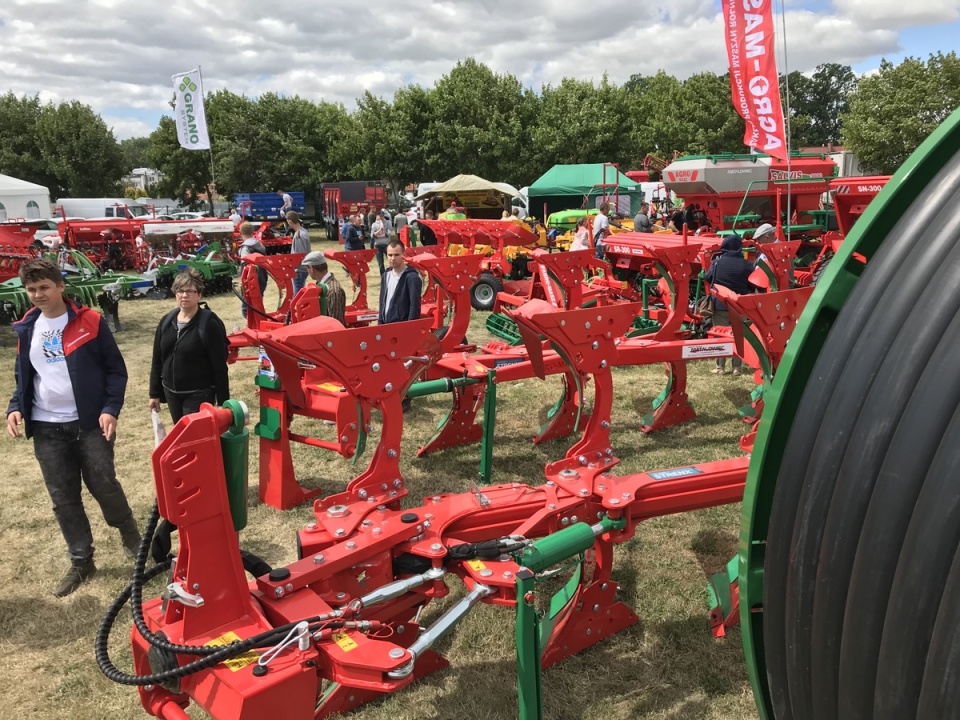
left=53, top=558, right=97, bottom=597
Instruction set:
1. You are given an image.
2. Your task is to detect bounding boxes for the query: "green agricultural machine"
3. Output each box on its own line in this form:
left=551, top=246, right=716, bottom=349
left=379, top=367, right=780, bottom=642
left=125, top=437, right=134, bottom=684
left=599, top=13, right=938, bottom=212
left=738, top=105, right=960, bottom=719
left=0, top=249, right=155, bottom=329
left=145, top=242, right=239, bottom=298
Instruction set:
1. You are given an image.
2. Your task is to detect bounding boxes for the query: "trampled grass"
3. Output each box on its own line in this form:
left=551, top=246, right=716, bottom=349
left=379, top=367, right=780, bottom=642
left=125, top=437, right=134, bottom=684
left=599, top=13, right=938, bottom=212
left=0, top=236, right=760, bottom=720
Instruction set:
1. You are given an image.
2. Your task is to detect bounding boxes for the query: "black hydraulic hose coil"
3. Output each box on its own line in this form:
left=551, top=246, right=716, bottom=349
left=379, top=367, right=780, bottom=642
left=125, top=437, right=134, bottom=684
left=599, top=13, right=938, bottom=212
left=762, top=153, right=960, bottom=720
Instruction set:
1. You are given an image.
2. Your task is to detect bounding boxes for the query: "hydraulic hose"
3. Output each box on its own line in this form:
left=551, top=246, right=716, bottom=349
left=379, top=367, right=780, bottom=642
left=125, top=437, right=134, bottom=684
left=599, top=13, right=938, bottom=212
left=95, top=503, right=340, bottom=686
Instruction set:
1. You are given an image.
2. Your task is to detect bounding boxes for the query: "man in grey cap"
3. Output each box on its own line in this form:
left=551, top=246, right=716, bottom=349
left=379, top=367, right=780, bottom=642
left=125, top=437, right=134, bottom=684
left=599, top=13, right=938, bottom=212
left=301, top=251, right=346, bottom=324
left=753, top=223, right=776, bottom=242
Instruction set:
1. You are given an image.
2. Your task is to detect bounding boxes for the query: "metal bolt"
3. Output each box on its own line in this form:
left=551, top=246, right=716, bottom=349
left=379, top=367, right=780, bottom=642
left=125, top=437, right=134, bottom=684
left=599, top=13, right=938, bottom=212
left=286, top=583, right=294, bottom=592
left=601, top=420, right=610, bottom=429
left=561, top=517, right=570, bottom=526
left=393, top=479, right=402, bottom=488
left=387, top=449, right=398, bottom=458
left=191, top=583, right=200, bottom=590
left=579, top=488, right=589, bottom=497
left=335, top=528, right=346, bottom=536
left=390, top=351, right=396, bottom=358
left=600, top=360, right=608, bottom=368
left=585, top=321, right=591, bottom=329
left=601, top=583, right=608, bottom=591
left=586, top=629, right=592, bottom=636
left=431, top=543, right=443, bottom=551
left=591, top=341, right=599, bottom=350
left=313, top=554, right=325, bottom=564
left=609, top=498, right=620, bottom=505
left=432, top=496, right=442, bottom=502
left=578, top=455, right=588, bottom=466
left=503, top=571, right=513, bottom=579
left=479, top=569, right=493, bottom=577
left=372, top=528, right=382, bottom=535
left=274, top=587, right=284, bottom=597
left=372, top=363, right=381, bottom=372
left=376, top=334, right=382, bottom=341
left=328, top=505, right=349, bottom=518
left=326, top=341, right=333, bottom=348
left=360, top=341, right=368, bottom=350
left=341, top=435, right=349, bottom=443
left=780, top=321, right=786, bottom=330
left=593, top=604, right=600, bottom=612
left=546, top=480, right=555, bottom=486
left=622, top=492, right=631, bottom=499
left=605, top=448, right=613, bottom=456
left=389, top=648, right=406, bottom=659
left=775, top=304, right=781, bottom=311
left=362, top=520, right=372, bottom=527
left=423, top=520, right=432, bottom=528
left=597, top=483, right=606, bottom=491
left=385, top=383, right=394, bottom=392
left=548, top=503, right=556, bottom=509
left=336, top=592, right=347, bottom=601
left=346, top=541, right=357, bottom=550
left=306, top=521, right=317, bottom=530
left=597, top=511, right=604, bottom=519
left=358, top=490, right=368, bottom=499
left=396, top=625, right=405, bottom=634
left=382, top=483, right=388, bottom=490
left=571, top=515, right=578, bottom=524
left=365, top=424, right=373, bottom=432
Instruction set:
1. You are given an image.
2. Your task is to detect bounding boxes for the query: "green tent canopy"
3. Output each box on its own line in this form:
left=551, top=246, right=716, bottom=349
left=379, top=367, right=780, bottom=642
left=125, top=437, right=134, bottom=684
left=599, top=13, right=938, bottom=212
left=527, top=163, right=642, bottom=219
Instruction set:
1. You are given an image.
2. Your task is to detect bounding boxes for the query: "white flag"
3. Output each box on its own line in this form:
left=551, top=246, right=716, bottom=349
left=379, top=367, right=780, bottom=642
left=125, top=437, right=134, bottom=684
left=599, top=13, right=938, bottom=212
left=171, top=69, right=210, bottom=150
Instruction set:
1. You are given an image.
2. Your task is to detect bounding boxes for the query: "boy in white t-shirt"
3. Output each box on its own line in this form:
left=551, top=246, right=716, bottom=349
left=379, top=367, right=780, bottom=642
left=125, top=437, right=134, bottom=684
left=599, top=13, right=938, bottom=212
left=6, top=259, right=139, bottom=597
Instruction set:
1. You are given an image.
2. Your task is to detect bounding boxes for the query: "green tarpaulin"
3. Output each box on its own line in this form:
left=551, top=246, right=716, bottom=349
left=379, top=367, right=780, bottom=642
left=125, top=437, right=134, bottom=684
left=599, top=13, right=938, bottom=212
left=528, top=163, right=642, bottom=219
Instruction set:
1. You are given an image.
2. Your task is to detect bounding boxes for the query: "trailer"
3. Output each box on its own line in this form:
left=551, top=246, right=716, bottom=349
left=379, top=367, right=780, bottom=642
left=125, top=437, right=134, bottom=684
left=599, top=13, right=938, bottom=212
left=321, top=181, right=388, bottom=240
left=235, top=192, right=305, bottom=221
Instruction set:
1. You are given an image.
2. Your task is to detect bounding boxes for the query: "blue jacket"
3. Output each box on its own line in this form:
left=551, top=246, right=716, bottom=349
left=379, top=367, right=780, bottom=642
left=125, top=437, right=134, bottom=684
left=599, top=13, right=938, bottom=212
left=342, top=223, right=364, bottom=251
left=378, top=266, right=422, bottom=324
left=704, top=235, right=755, bottom=310
left=7, top=300, right=127, bottom=438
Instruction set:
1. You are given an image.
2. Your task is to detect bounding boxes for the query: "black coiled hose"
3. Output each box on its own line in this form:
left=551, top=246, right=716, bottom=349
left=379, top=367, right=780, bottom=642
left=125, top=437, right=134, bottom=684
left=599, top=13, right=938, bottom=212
left=95, top=502, right=333, bottom=686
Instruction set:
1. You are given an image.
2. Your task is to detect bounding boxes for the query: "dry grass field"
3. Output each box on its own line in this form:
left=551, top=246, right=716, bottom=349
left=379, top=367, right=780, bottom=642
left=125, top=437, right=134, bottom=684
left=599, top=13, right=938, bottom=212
left=0, top=235, right=761, bottom=720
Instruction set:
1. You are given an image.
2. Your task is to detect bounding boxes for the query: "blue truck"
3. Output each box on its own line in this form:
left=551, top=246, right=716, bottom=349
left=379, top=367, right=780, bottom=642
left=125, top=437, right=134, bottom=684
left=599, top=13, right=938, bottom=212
left=234, top=191, right=305, bottom=220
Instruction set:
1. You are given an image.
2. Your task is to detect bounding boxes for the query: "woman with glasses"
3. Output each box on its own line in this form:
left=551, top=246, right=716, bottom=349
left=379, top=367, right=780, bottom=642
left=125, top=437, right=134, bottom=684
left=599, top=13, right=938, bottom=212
left=148, top=269, right=230, bottom=422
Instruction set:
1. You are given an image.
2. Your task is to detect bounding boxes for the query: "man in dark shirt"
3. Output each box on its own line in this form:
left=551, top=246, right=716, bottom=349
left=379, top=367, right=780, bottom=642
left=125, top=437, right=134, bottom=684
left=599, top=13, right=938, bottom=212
left=704, top=234, right=755, bottom=375
left=341, top=214, right=365, bottom=251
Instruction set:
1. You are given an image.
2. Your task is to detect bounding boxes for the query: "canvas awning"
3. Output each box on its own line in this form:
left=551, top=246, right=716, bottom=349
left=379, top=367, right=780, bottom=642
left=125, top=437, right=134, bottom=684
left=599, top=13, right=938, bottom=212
left=414, top=174, right=519, bottom=200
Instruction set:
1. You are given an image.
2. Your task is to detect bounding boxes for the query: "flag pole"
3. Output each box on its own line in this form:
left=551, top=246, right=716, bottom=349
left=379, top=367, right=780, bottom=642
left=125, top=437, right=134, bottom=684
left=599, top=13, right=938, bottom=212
left=778, top=0, right=793, bottom=230
left=198, top=65, right=217, bottom=215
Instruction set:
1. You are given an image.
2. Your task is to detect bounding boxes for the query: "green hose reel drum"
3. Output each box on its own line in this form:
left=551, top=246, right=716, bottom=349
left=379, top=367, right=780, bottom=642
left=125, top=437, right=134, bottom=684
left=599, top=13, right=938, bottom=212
left=741, top=105, right=960, bottom=720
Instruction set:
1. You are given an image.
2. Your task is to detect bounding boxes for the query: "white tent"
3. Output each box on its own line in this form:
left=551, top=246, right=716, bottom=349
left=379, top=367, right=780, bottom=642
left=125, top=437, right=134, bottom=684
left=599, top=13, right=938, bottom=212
left=0, top=174, right=51, bottom=222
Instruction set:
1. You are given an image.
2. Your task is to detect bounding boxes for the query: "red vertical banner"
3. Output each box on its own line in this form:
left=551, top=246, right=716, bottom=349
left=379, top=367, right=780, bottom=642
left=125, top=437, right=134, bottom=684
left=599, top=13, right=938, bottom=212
left=724, top=0, right=788, bottom=160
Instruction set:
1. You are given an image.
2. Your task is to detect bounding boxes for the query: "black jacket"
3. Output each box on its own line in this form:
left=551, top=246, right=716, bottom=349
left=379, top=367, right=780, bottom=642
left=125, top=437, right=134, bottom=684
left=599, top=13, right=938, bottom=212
left=149, top=307, right=230, bottom=404
left=378, top=266, right=422, bottom=324
left=704, top=235, right=755, bottom=309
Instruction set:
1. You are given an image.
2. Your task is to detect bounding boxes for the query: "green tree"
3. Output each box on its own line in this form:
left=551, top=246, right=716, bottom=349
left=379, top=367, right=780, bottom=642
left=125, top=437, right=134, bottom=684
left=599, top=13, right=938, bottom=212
left=423, top=59, right=534, bottom=185
left=35, top=100, right=124, bottom=198
left=843, top=52, right=960, bottom=174
left=0, top=93, right=50, bottom=187
left=119, top=137, right=151, bottom=173
left=785, top=63, right=856, bottom=147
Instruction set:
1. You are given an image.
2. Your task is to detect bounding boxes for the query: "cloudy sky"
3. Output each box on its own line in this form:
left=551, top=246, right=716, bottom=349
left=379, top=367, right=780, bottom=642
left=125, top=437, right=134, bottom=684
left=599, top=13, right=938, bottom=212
left=2, top=0, right=958, bottom=140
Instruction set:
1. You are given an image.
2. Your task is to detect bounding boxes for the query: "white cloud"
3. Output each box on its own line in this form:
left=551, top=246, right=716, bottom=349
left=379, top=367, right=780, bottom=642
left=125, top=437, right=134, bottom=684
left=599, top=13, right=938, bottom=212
left=0, top=0, right=953, bottom=139
left=833, top=0, right=960, bottom=30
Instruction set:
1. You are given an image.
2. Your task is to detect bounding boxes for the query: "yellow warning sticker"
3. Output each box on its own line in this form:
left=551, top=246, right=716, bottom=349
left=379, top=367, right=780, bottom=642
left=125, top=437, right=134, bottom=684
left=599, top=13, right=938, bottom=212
left=315, top=383, right=345, bottom=393
left=205, top=631, right=260, bottom=671
left=334, top=632, right=358, bottom=652
left=467, top=560, right=487, bottom=572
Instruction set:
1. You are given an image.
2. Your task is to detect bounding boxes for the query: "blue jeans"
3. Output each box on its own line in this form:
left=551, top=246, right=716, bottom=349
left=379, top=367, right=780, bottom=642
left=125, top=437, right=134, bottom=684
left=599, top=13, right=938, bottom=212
left=293, top=270, right=308, bottom=295
left=32, top=420, right=137, bottom=561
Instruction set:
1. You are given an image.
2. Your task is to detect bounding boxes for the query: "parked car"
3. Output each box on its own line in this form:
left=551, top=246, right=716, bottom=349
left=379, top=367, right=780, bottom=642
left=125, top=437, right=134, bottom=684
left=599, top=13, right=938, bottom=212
left=169, top=211, right=211, bottom=220
left=20, top=219, right=62, bottom=249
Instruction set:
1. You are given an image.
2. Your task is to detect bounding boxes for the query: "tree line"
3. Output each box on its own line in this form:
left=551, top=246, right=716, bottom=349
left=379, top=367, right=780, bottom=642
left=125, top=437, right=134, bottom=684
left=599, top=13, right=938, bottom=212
left=1, top=52, right=958, bottom=208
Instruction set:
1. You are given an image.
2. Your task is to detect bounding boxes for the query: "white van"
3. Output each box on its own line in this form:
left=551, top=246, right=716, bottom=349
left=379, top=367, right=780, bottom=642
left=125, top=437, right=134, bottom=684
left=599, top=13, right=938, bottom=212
left=54, top=198, right=150, bottom=220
